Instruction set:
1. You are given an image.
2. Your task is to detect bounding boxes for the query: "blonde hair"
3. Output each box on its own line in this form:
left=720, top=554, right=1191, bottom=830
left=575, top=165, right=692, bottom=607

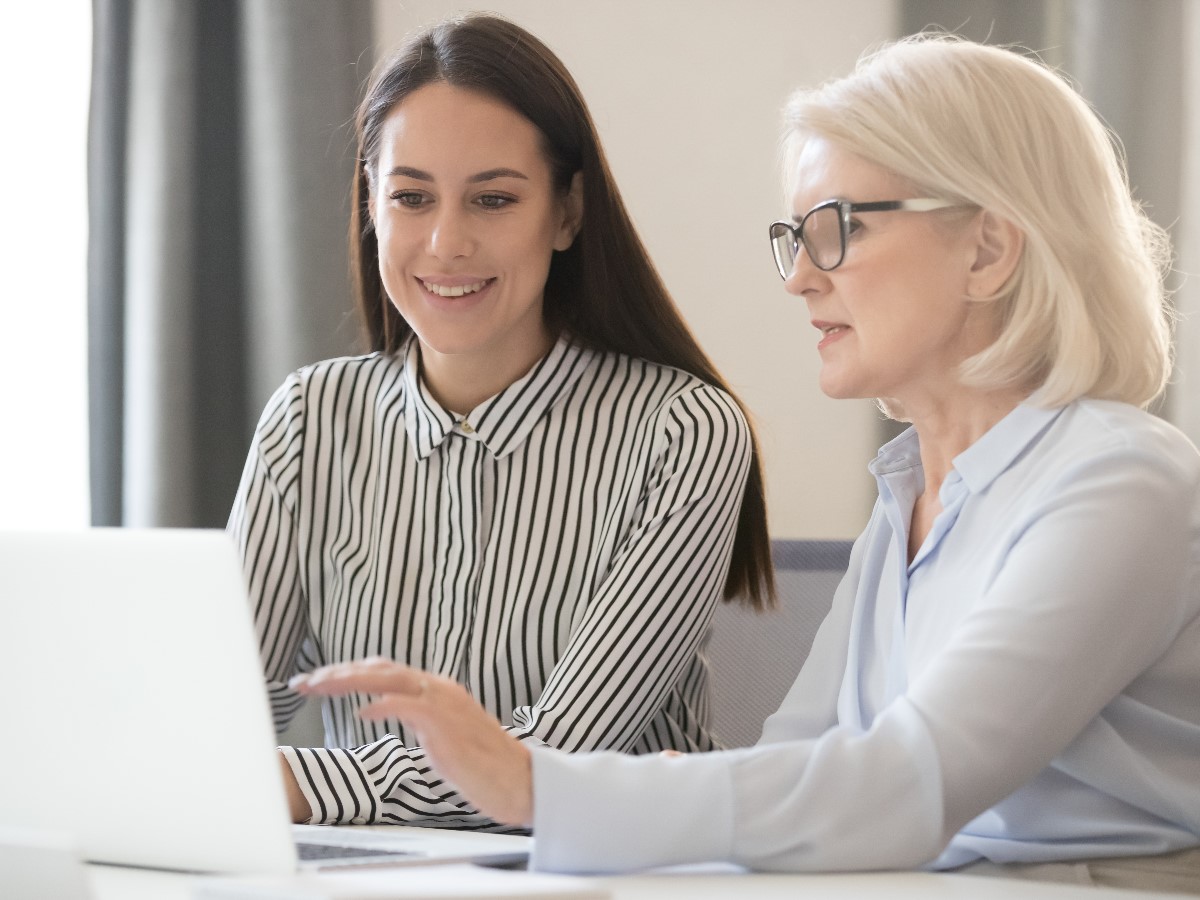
left=783, top=33, right=1173, bottom=413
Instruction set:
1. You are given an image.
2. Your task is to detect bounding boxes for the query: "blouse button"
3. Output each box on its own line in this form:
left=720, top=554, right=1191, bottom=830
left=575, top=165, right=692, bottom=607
left=458, top=421, right=475, bottom=434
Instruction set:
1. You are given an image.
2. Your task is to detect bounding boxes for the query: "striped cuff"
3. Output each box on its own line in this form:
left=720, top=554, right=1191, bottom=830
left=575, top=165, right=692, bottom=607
left=280, top=743, right=381, bottom=825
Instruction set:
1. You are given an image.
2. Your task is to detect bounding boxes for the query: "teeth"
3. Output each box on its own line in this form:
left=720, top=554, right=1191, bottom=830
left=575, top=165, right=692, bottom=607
left=423, top=280, right=488, bottom=298
left=823, top=325, right=846, bottom=335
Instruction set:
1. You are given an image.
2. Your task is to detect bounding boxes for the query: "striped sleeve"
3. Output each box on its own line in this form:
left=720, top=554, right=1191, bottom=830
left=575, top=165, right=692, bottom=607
left=508, top=383, right=751, bottom=753
left=227, top=375, right=311, bottom=731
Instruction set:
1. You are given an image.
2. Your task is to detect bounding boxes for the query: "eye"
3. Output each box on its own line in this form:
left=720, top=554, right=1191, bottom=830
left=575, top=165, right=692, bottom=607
left=388, top=190, right=429, bottom=209
left=845, top=217, right=865, bottom=238
left=475, top=193, right=516, bottom=210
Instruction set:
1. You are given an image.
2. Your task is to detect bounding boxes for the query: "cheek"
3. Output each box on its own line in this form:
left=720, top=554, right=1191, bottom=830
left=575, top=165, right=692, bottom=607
left=374, top=215, right=407, bottom=252
left=373, top=227, right=413, bottom=301
left=374, top=221, right=424, bottom=284
left=502, top=224, right=558, bottom=276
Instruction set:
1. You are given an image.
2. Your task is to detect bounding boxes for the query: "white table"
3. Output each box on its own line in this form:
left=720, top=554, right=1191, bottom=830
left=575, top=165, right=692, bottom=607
left=82, top=834, right=1181, bottom=900
left=87, top=865, right=1181, bottom=899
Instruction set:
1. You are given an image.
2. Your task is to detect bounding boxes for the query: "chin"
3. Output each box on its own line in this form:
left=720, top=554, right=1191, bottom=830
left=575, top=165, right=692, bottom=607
left=818, top=361, right=884, bottom=401
left=405, top=320, right=488, bottom=357
left=818, top=375, right=857, bottom=401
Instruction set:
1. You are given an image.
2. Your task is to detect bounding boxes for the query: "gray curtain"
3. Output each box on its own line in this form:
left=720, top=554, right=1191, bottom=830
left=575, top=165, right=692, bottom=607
left=899, top=0, right=1065, bottom=51
left=88, top=0, right=372, bottom=528
left=898, top=0, right=1198, bottom=446
left=1065, top=1, right=1192, bottom=432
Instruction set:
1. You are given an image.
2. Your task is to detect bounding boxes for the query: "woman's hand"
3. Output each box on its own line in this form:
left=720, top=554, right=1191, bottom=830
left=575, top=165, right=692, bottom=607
left=289, top=658, right=533, bottom=826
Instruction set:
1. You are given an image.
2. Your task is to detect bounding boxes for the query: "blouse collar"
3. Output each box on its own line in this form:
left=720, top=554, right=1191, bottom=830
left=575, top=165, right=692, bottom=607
left=401, top=335, right=596, bottom=461
left=869, top=402, right=1066, bottom=494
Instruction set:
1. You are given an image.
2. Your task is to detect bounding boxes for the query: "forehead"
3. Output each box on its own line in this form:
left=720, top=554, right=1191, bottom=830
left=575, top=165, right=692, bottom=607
left=376, top=82, right=548, bottom=176
left=788, top=137, right=910, bottom=214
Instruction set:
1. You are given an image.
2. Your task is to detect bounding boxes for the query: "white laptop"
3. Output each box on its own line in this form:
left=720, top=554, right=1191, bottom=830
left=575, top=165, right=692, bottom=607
left=0, top=528, right=530, bottom=875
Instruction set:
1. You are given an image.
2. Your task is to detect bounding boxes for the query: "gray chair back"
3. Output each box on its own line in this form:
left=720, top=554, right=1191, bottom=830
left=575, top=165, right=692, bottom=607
left=706, top=539, right=852, bottom=748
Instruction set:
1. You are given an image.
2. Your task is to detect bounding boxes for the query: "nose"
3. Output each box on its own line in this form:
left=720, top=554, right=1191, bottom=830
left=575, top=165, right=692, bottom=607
left=782, top=244, right=829, bottom=298
left=427, top=206, right=475, bottom=261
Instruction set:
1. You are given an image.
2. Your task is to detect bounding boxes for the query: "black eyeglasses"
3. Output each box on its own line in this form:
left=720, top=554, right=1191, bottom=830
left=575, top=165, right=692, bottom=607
left=769, top=198, right=962, bottom=278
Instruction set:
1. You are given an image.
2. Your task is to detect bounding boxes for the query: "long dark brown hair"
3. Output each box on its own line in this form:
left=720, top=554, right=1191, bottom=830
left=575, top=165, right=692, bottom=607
left=350, top=13, right=774, bottom=609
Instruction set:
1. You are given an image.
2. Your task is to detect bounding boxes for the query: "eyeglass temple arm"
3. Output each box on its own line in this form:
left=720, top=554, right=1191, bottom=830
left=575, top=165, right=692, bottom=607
left=849, top=198, right=958, bottom=213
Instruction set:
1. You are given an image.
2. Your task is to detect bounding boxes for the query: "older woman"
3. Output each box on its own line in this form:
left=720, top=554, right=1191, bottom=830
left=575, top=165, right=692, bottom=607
left=291, top=34, right=1200, bottom=890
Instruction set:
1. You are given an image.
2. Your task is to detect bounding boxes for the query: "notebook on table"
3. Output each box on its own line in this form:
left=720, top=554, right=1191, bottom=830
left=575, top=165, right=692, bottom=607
left=0, top=528, right=530, bottom=875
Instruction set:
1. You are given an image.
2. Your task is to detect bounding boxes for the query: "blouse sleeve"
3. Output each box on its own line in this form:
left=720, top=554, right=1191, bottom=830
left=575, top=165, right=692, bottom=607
left=227, top=376, right=312, bottom=732
left=284, top=383, right=756, bottom=827
left=528, top=427, right=1200, bottom=873
left=504, top=383, right=753, bottom=752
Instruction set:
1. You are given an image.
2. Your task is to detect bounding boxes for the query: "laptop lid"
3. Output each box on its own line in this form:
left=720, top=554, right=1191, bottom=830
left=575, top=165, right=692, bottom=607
left=0, top=528, right=300, bottom=875
left=1, top=528, right=533, bottom=876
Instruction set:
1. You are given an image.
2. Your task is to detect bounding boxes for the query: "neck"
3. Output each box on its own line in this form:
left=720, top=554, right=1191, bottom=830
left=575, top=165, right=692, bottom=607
left=417, top=330, right=555, bottom=414
left=905, top=385, right=1026, bottom=493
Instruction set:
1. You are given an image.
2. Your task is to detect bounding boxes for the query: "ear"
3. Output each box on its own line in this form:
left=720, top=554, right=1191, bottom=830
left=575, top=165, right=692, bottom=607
left=553, top=172, right=584, bottom=251
left=965, top=210, right=1023, bottom=299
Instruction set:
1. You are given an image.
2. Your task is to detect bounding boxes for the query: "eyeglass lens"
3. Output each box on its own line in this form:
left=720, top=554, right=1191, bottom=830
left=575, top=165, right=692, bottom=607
left=770, top=204, right=845, bottom=278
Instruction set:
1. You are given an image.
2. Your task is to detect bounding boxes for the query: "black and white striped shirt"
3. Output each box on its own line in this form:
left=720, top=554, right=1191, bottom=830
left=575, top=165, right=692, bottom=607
left=229, top=336, right=751, bottom=827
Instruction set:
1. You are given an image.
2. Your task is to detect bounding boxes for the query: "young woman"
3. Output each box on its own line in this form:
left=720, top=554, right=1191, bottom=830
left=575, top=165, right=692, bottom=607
left=228, top=13, right=773, bottom=828
left=294, top=34, right=1200, bottom=891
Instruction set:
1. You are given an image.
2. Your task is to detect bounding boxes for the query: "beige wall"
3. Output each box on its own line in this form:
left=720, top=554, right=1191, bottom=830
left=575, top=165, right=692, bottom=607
left=373, top=1, right=896, bottom=538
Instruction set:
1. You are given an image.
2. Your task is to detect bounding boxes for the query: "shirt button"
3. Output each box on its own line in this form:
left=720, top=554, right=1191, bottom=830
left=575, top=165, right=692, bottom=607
left=351, top=817, right=366, bottom=825
left=458, top=421, right=474, bottom=434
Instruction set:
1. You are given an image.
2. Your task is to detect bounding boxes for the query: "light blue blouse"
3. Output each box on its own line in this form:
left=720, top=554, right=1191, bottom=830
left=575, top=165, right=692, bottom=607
left=530, top=399, right=1200, bottom=873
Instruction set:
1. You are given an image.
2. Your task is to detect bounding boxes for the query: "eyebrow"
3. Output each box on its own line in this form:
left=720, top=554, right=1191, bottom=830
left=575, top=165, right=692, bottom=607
left=384, top=166, right=530, bottom=183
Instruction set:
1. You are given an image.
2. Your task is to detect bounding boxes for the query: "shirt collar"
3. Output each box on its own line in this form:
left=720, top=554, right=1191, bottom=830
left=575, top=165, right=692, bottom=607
left=868, top=402, right=1065, bottom=492
left=869, top=426, right=922, bottom=477
left=950, top=402, right=1063, bottom=493
left=401, top=335, right=595, bottom=461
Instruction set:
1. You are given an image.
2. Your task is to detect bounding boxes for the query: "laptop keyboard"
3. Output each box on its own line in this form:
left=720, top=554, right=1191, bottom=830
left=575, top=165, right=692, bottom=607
left=296, top=842, right=418, bottom=862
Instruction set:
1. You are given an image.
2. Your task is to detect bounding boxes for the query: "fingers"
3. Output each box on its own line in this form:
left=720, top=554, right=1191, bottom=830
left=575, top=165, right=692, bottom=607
left=358, top=695, right=425, bottom=722
left=289, top=657, right=435, bottom=698
left=288, top=658, right=453, bottom=735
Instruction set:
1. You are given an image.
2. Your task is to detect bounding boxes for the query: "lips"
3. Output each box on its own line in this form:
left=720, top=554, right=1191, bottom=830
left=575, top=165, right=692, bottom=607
left=420, top=278, right=492, bottom=298
left=812, top=319, right=851, bottom=349
left=812, top=319, right=850, bottom=336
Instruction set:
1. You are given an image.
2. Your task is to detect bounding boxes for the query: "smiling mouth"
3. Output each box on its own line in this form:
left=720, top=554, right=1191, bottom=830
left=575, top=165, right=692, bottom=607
left=421, top=279, right=492, bottom=298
